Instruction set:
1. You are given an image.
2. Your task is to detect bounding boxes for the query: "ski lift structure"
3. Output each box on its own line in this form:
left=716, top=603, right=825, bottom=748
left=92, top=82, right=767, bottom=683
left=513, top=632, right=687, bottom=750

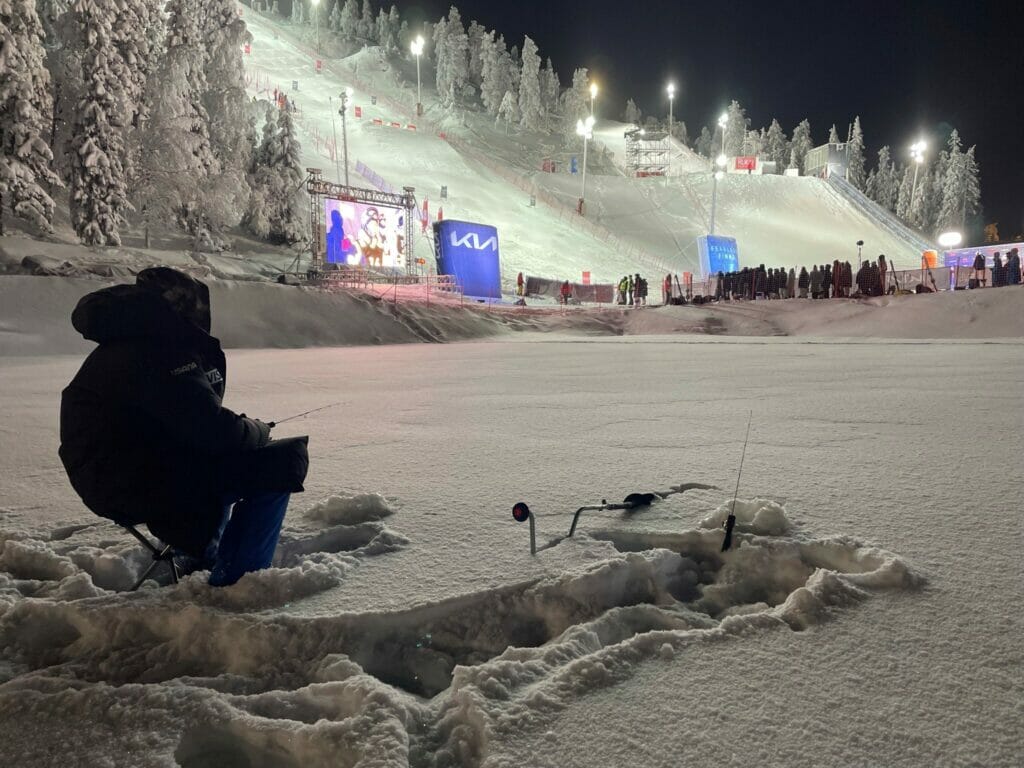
left=624, top=127, right=670, bottom=178
left=303, top=168, right=418, bottom=275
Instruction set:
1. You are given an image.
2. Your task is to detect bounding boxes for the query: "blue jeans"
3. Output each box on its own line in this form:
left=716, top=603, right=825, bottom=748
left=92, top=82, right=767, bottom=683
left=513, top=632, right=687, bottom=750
left=206, top=492, right=291, bottom=587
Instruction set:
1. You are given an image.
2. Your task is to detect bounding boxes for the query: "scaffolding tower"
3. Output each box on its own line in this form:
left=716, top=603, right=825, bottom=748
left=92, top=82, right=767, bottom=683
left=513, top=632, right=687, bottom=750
left=624, top=128, right=670, bottom=177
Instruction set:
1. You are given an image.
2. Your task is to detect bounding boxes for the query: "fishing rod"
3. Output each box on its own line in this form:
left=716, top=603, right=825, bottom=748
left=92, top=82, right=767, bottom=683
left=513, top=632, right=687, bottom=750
left=722, top=410, right=753, bottom=552
left=268, top=401, right=346, bottom=428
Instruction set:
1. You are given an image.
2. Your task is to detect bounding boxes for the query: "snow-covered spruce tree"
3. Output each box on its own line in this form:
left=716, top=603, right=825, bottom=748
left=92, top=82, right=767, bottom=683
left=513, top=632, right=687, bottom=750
left=496, top=89, right=517, bottom=134
left=0, top=0, right=62, bottom=233
left=866, top=146, right=897, bottom=211
left=478, top=30, right=505, bottom=116
left=247, top=107, right=306, bottom=243
left=436, top=6, right=468, bottom=103
left=200, top=0, right=255, bottom=231
left=763, top=118, right=787, bottom=170
left=540, top=57, right=559, bottom=116
left=936, top=130, right=981, bottom=233
left=695, top=125, right=712, bottom=158
left=339, top=0, right=358, bottom=39
left=466, top=20, right=485, bottom=85
left=517, top=36, right=543, bottom=131
left=624, top=98, right=641, bottom=125
left=358, top=0, right=374, bottom=41
left=895, top=164, right=913, bottom=220
left=789, top=119, right=813, bottom=174
left=742, top=128, right=762, bottom=157
left=116, top=0, right=164, bottom=185
left=723, top=100, right=747, bottom=156
left=135, top=0, right=217, bottom=236
left=828, top=123, right=840, bottom=144
left=847, top=116, right=866, bottom=190
left=328, top=0, right=341, bottom=31
left=376, top=8, right=394, bottom=54
left=561, top=67, right=589, bottom=139
left=67, top=0, right=131, bottom=245
left=672, top=121, right=688, bottom=146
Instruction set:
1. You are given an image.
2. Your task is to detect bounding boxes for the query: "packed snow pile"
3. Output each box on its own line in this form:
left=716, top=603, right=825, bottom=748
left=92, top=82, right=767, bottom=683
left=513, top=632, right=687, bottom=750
left=304, top=491, right=396, bottom=525
left=0, top=493, right=921, bottom=766
left=699, top=497, right=791, bottom=536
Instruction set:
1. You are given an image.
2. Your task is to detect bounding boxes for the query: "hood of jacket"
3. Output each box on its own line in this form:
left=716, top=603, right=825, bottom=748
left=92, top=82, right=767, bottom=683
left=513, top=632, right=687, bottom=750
left=72, top=279, right=213, bottom=345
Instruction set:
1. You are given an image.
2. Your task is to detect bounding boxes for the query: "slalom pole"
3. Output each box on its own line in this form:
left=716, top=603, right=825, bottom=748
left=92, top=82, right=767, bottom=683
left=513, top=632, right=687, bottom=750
left=722, top=411, right=753, bottom=552
left=269, top=401, right=346, bottom=428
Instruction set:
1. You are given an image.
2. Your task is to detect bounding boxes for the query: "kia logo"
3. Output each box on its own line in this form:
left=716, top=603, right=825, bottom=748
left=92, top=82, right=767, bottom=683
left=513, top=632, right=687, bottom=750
left=450, top=231, right=498, bottom=251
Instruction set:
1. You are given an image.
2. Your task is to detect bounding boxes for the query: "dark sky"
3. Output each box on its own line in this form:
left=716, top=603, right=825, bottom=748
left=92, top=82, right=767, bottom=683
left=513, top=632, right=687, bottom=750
left=406, top=0, right=1022, bottom=239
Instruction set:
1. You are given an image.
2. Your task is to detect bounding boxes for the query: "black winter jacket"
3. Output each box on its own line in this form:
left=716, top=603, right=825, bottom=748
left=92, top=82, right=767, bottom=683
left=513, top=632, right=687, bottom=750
left=59, top=284, right=307, bottom=556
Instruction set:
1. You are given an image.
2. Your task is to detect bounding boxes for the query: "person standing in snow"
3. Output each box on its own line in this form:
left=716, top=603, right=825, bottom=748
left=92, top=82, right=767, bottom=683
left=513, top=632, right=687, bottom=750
left=972, top=252, right=986, bottom=287
left=516, top=272, right=524, bottom=297
left=797, top=267, right=809, bottom=298
left=991, top=252, right=1004, bottom=287
left=664, top=273, right=673, bottom=305
left=560, top=280, right=572, bottom=305
left=59, top=268, right=309, bottom=587
left=809, top=265, right=821, bottom=298
left=1006, top=248, right=1021, bottom=285
left=627, top=274, right=635, bottom=306
left=787, top=268, right=797, bottom=300
left=878, top=255, right=889, bottom=295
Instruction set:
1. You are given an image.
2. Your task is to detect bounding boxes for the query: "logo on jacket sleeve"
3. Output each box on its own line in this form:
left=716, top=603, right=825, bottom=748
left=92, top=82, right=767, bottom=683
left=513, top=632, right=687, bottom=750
left=170, top=362, right=198, bottom=376
left=205, top=368, right=224, bottom=386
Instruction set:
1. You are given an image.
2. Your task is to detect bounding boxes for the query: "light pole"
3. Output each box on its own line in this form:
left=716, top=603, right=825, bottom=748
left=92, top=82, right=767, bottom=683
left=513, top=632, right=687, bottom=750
left=666, top=83, right=675, bottom=140
left=718, top=112, right=728, bottom=161
left=329, top=95, right=341, bottom=183
left=576, top=114, right=595, bottom=215
left=709, top=154, right=727, bottom=235
left=589, top=82, right=598, bottom=117
left=311, top=0, right=321, bottom=55
left=339, top=87, right=353, bottom=186
left=910, top=140, right=926, bottom=203
left=411, top=35, right=424, bottom=116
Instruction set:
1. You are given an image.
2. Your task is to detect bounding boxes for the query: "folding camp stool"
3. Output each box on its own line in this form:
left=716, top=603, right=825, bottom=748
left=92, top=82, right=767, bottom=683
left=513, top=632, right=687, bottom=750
left=121, top=524, right=181, bottom=590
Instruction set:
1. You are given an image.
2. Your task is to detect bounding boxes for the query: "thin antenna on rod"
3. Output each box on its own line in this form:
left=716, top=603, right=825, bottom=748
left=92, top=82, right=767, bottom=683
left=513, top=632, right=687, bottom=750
left=723, top=410, right=753, bottom=552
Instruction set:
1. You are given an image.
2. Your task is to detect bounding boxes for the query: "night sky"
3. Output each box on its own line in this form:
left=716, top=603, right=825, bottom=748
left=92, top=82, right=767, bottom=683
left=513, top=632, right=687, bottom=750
left=406, top=0, right=1021, bottom=239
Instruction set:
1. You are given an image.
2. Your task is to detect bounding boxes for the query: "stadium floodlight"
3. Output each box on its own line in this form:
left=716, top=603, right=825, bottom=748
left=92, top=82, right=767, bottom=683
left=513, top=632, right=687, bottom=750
left=411, top=35, right=425, bottom=114
left=711, top=153, right=728, bottom=235
left=938, top=231, right=963, bottom=248
left=667, top=83, right=676, bottom=142
left=339, top=88, right=355, bottom=185
left=910, top=139, right=927, bottom=201
left=311, top=0, right=321, bottom=55
left=718, top=111, right=729, bottom=158
left=589, top=82, right=599, bottom=116
left=576, top=116, right=596, bottom=215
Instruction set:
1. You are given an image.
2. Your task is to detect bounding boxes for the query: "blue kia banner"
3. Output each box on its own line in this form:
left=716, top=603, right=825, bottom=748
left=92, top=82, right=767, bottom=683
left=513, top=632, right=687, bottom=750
left=434, top=220, right=502, bottom=299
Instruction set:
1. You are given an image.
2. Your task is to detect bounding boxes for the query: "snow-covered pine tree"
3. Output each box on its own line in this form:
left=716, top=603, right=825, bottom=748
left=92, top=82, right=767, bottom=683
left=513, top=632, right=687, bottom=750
left=358, top=0, right=374, bottom=41
left=763, top=118, right=787, bottom=170
left=67, top=0, right=131, bottom=245
left=723, top=100, right=747, bottom=157
left=866, top=146, right=896, bottom=210
left=540, top=58, right=559, bottom=116
left=936, top=130, right=980, bottom=233
left=742, top=128, right=762, bottom=157
left=828, top=124, right=840, bottom=144
left=695, top=126, right=712, bottom=158
left=376, top=9, right=394, bottom=54
left=135, top=0, right=216, bottom=235
left=561, top=67, right=589, bottom=139
left=0, top=0, right=62, bottom=233
left=672, top=121, right=688, bottom=146
left=479, top=30, right=509, bottom=116
left=895, top=164, right=913, bottom=220
left=466, top=20, right=485, bottom=84
left=624, top=98, right=641, bottom=125
left=339, top=0, right=358, bottom=39
left=329, top=0, right=341, bottom=31
left=517, top=36, right=543, bottom=131
left=291, top=0, right=304, bottom=25
left=200, top=0, right=254, bottom=231
left=496, top=89, right=517, bottom=134
left=963, top=146, right=980, bottom=227
left=441, top=6, right=469, bottom=102
left=247, top=106, right=306, bottom=243
left=789, top=119, right=813, bottom=174
left=847, top=116, right=866, bottom=190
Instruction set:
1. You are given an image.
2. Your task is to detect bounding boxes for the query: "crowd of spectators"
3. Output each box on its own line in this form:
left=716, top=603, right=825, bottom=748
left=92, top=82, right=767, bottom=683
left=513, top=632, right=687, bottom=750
left=973, top=248, right=1021, bottom=288
left=707, top=257, right=892, bottom=301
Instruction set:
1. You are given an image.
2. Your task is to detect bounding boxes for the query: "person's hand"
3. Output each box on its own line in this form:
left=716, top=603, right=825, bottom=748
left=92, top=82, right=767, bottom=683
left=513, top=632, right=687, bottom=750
left=252, top=419, right=273, bottom=446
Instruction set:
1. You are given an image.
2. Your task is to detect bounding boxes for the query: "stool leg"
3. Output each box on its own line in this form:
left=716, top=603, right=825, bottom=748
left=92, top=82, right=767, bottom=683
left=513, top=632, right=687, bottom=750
left=131, top=559, right=162, bottom=591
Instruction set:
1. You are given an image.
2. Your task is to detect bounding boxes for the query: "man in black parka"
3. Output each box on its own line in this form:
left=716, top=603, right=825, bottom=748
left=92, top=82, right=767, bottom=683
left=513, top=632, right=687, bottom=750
left=59, top=267, right=309, bottom=586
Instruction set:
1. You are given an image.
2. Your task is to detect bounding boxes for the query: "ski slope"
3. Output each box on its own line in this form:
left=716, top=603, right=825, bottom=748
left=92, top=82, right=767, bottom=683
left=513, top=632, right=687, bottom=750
left=243, top=11, right=668, bottom=287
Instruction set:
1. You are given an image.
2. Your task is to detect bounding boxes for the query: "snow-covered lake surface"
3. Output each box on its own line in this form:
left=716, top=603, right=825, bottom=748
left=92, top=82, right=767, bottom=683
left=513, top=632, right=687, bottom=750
left=1, top=333, right=1021, bottom=766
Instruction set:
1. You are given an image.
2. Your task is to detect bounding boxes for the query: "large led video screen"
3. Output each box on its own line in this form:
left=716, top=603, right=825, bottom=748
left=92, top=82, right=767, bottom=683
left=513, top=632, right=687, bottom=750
left=324, top=198, right=406, bottom=268
left=433, top=220, right=502, bottom=299
left=698, top=235, right=740, bottom=277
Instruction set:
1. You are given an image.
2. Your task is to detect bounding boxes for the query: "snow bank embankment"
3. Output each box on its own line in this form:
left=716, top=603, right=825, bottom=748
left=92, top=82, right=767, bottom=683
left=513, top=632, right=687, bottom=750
left=0, top=276, right=514, bottom=356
